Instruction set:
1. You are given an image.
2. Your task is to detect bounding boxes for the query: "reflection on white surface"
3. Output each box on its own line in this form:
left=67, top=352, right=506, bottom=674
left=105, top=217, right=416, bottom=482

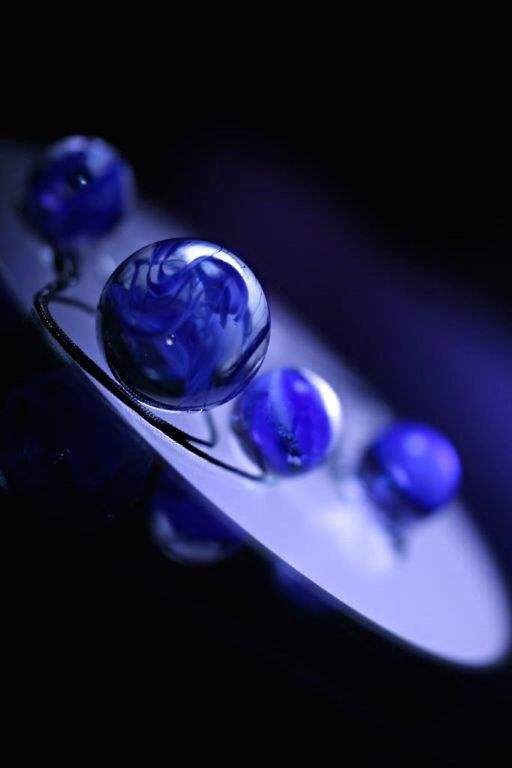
left=1, top=144, right=510, bottom=667
left=151, top=504, right=238, bottom=566
left=325, top=478, right=397, bottom=574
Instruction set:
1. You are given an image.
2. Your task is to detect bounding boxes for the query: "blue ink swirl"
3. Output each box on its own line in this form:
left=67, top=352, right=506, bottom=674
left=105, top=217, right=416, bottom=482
left=98, top=239, right=270, bottom=411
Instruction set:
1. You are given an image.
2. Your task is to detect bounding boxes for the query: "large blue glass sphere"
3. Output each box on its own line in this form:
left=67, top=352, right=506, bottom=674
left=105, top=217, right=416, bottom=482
left=22, top=135, right=134, bottom=245
left=360, top=421, right=462, bottom=519
left=231, top=367, right=343, bottom=476
left=98, top=239, right=271, bottom=411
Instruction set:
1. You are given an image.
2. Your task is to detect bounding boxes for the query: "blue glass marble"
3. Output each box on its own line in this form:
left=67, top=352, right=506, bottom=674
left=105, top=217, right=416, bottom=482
left=360, top=421, right=462, bottom=520
left=231, top=367, right=343, bottom=476
left=150, top=471, right=242, bottom=565
left=22, top=135, right=134, bottom=245
left=98, top=239, right=270, bottom=411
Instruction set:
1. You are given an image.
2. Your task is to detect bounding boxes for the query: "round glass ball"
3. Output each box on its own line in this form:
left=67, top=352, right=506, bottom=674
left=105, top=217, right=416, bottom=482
left=22, top=135, right=134, bottom=245
left=360, top=421, right=462, bottom=519
left=231, top=367, right=343, bottom=476
left=98, top=239, right=271, bottom=411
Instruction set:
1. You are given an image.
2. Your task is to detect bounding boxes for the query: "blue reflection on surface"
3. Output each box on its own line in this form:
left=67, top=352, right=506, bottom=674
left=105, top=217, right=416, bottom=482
left=98, top=239, right=270, bottom=411
left=150, top=470, right=243, bottom=565
left=22, top=135, right=134, bottom=245
left=0, top=368, right=152, bottom=525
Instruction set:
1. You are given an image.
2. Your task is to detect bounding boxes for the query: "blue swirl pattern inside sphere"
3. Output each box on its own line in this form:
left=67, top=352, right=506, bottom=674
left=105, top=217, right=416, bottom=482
left=22, top=135, right=134, bottom=245
left=360, top=421, right=462, bottom=520
left=231, top=367, right=343, bottom=476
left=98, top=239, right=271, bottom=411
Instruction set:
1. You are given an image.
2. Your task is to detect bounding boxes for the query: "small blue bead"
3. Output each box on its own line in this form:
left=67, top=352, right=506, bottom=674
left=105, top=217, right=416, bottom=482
left=360, top=421, right=462, bottom=519
left=97, top=239, right=270, bottom=410
left=231, top=367, right=343, bottom=476
left=23, top=135, right=134, bottom=245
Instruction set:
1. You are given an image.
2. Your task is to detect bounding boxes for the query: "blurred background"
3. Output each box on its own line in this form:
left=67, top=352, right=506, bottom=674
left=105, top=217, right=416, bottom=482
left=2, top=55, right=511, bottom=757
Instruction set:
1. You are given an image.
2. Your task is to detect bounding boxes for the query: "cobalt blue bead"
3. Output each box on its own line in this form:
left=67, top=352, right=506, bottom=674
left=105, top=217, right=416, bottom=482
left=98, top=239, right=271, bottom=411
left=360, top=421, right=462, bottom=518
left=22, top=135, right=134, bottom=245
left=231, top=367, right=343, bottom=476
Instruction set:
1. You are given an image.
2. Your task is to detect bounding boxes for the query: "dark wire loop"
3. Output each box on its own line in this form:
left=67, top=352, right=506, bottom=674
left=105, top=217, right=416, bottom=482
left=49, top=293, right=219, bottom=448
left=33, top=253, right=266, bottom=483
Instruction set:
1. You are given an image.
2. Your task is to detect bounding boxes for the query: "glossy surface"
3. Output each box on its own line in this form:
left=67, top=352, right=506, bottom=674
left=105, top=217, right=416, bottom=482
left=98, top=239, right=270, bottom=410
left=22, top=135, right=134, bottom=245
left=360, top=421, right=462, bottom=519
left=232, top=367, right=342, bottom=475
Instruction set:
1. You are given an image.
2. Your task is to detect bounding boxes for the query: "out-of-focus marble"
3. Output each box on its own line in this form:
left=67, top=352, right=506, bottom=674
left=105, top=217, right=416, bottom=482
left=22, top=135, right=134, bottom=245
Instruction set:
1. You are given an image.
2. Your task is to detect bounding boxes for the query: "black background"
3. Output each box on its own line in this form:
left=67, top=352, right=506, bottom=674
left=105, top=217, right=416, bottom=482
left=2, top=46, right=511, bottom=758
left=5, top=41, right=511, bottom=312
left=5, top=93, right=511, bottom=311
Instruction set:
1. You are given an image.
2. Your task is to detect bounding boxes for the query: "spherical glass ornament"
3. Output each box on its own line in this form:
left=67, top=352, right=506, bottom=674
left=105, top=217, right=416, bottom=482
left=22, top=135, right=134, bottom=245
left=98, top=239, right=271, bottom=411
left=231, top=367, right=343, bottom=476
left=360, top=421, right=462, bottom=519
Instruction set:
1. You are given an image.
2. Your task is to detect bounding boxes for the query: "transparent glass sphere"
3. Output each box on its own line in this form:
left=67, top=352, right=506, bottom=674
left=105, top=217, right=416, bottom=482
left=98, top=239, right=271, bottom=411
left=22, top=135, right=134, bottom=245
left=231, top=367, right=343, bottom=475
left=360, top=421, right=462, bottom=522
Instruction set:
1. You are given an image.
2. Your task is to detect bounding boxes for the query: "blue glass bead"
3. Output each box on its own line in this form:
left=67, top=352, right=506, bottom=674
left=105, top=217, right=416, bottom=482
left=97, top=239, right=271, bottom=411
left=231, top=367, right=343, bottom=476
left=151, top=471, right=242, bottom=565
left=22, top=135, right=134, bottom=245
left=360, top=421, right=462, bottom=519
